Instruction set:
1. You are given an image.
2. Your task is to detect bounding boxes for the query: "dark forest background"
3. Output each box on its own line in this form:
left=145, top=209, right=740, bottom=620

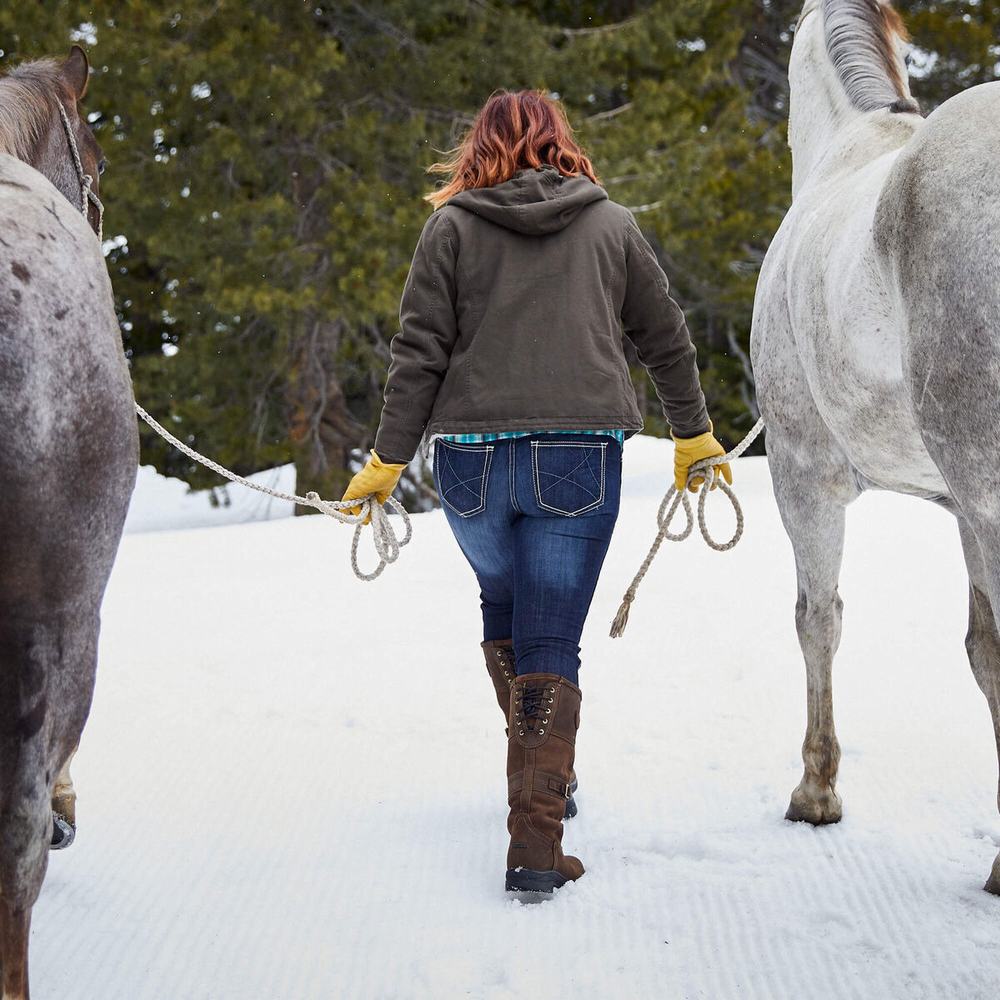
left=2, top=1, right=997, bottom=507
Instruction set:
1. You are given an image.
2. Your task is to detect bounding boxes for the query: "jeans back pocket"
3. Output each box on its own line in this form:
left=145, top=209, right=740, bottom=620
left=434, top=440, right=493, bottom=517
left=531, top=440, right=607, bottom=517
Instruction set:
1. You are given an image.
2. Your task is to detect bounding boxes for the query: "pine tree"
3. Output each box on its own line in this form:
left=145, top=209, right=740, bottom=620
left=2, top=0, right=995, bottom=501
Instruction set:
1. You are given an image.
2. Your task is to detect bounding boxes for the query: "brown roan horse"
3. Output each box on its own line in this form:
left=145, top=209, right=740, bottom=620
left=0, top=46, right=137, bottom=998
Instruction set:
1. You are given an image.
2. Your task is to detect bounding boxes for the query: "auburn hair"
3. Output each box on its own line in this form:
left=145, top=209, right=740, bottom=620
left=425, top=89, right=601, bottom=210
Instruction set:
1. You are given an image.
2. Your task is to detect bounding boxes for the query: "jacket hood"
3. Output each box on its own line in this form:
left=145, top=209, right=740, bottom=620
left=446, top=164, right=608, bottom=235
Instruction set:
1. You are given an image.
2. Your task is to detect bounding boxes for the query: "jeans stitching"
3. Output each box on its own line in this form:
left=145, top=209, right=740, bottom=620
left=442, top=451, right=490, bottom=503
left=531, top=441, right=607, bottom=517
left=509, top=441, right=522, bottom=513
left=532, top=444, right=604, bottom=512
left=440, top=452, right=470, bottom=496
left=436, top=441, right=493, bottom=517
left=536, top=452, right=601, bottom=501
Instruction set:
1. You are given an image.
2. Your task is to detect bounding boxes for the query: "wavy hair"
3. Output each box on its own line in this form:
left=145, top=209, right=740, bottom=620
left=425, top=89, right=601, bottom=209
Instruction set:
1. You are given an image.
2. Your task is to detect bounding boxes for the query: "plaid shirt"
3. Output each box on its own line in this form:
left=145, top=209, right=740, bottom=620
left=438, top=429, right=626, bottom=446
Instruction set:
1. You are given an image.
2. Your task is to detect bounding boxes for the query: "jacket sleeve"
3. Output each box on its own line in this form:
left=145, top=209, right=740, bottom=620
left=374, top=210, right=460, bottom=464
left=620, top=211, right=711, bottom=439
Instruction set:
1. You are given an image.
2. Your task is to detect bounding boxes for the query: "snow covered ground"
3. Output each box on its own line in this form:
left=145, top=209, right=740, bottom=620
left=123, top=463, right=296, bottom=533
left=31, top=435, right=1000, bottom=998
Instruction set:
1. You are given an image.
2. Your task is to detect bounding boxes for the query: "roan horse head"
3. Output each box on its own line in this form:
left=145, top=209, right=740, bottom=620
left=0, top=45, right=105, bottom=236
left=789, top=0, right=921, bottom=195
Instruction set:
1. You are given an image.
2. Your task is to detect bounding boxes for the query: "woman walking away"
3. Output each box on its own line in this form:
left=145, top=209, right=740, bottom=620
left=342, top=89, right=731, bottom=897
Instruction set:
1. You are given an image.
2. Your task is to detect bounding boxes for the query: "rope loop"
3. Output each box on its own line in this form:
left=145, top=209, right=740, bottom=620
left=609, top=416, right=765, bottom=638
left=135, top=403, right=412, bottom=581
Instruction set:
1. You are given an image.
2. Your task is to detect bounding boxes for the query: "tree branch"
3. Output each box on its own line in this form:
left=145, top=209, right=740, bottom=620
left=561, top=15, right=641, bottom=38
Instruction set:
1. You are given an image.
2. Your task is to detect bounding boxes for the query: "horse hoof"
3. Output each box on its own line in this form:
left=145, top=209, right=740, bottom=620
left=785, top=785, right=842, bottom=825
left=984, top=855, right=1000, bottom=895
left=50, top=815, right=75, bottom=851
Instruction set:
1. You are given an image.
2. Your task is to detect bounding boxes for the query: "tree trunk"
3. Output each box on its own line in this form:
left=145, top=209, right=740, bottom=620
left=287, top=317, right=364, bottom=514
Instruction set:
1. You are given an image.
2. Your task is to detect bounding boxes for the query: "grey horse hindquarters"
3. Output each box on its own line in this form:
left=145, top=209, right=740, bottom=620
left=875, top=84, right=1000, bottom=577
left=0, top=154, right=137, bottom=607
left=0, top=155, right=136, bottom=915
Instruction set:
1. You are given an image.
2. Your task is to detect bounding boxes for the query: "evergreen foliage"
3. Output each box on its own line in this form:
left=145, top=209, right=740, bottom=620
left=0, top=2, right=995, bottom=505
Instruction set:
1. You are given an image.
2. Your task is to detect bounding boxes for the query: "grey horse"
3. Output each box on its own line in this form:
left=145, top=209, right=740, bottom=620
left=752, top=0, right=1000, bottom=892
left=0, top=46, right=137, bottom=996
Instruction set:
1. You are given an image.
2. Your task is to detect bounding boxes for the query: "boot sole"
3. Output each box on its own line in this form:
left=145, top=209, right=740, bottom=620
left=505, top=868, right=570, bottom=899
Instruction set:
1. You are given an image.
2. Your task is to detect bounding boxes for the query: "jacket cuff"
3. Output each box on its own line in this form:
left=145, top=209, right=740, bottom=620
left=373, top=426, right=417, bottom=466
left=672, top=425, right=712, bottom=440
left=669, top=412, right=712, bottom=439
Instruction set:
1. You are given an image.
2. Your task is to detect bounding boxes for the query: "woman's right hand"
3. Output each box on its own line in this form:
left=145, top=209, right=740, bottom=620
left=341, top=450, right=407, bottom=523
left=672, top=426, right=732, bottom=493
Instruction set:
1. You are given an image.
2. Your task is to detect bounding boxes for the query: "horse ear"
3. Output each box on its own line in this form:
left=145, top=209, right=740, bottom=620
left=60, top=45, right=90, bottom=101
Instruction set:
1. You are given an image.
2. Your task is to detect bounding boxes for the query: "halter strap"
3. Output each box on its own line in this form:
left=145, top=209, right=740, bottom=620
left=56, top=101, right=104, bottom=242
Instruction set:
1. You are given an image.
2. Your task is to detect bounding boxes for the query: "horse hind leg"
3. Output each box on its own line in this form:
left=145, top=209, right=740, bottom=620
left=768, top=437, right=858, bottom=825
left=0, top=905, right=32, bottom=1000
left=955, top=519, right=1000, bottom=894
left=0, top=615, right=97, bottom=999
left=906, top=263, right=1000, bottom=889
left=0, top=651, right=52, bottom=1000
left=0, top=736, right=52, bottom=1000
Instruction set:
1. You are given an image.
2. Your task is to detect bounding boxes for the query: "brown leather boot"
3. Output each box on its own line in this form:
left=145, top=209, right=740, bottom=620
left=482, top=641, right=578, bottom=819
left=505, top=673, right=584, bottom=896
left=481, top=639, right=516, bottom=728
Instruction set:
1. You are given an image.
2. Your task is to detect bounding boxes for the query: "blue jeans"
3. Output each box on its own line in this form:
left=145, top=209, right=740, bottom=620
left=433, top=434, right=622, bottom=685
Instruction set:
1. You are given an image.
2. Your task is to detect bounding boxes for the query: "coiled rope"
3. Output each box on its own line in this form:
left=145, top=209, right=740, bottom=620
left=610, top=417, right=766, bottom=637
left=135, top=405, right=411, bottom=581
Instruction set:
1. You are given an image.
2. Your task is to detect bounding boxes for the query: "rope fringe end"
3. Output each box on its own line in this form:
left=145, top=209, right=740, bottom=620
left=609, top=594, right=633, bottom=638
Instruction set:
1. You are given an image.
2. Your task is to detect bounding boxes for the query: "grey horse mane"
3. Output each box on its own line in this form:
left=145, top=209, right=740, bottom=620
left=822, top=0, right=920, bottom=114
left=0, top=59, right=63, bottom=161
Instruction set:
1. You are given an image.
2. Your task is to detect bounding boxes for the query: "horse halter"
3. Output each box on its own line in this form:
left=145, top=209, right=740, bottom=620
left=56, top=101, right=104, bottom=242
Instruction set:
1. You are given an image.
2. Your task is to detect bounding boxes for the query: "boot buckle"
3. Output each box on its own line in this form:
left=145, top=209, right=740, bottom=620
left=547, top=777, right=571, bottom=799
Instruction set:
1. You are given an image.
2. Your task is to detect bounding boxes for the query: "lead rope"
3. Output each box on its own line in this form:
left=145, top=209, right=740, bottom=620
left=609, top=417, right=766, bottom=637
left=58, top=102, right=410, bottom=581
left=134, top=406, right=411, bottom=581
left=56, top=103, right=104, bottom=242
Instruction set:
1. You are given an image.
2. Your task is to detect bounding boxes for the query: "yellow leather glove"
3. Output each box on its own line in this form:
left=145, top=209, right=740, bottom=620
left=672, top=425, right=733, bottom=493
left=341, top=450, right=407, bottom=523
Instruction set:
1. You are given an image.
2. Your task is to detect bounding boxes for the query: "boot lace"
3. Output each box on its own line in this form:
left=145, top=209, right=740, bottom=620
left=515, top=681, right=555, bottom=736
left=497, top=646, right=514, bottom=682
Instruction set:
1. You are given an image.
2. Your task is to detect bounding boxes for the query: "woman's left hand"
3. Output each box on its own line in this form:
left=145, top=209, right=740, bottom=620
left=341, top=450, right=407, bottom=523
left=672, top=427, right=732, bottom=493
